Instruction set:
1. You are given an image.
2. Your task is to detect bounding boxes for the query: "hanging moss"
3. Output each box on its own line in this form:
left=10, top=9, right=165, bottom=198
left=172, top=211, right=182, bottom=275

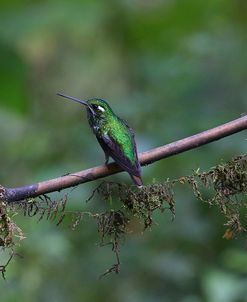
left=0, top=154, right=247, bottom=277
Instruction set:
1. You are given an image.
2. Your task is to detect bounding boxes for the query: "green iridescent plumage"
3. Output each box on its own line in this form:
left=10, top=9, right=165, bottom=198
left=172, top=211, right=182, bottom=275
left=57, top=93, right=143, bottom=186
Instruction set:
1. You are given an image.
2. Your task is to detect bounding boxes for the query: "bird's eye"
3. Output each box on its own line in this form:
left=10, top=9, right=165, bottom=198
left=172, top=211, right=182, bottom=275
left=92, top=104, right=105, bottom=112
left=92, top=104, right=98, bottom=110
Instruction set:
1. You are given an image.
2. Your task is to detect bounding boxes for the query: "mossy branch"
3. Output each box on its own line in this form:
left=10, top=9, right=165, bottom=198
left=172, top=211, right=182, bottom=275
left=0, top=115, right=247, bottom=203
left=1, top=154, right=247, bottom=278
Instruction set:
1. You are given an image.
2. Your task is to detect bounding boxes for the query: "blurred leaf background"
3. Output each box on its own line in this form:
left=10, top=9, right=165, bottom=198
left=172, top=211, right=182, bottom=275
left=0, top=0, right=247, bottom=301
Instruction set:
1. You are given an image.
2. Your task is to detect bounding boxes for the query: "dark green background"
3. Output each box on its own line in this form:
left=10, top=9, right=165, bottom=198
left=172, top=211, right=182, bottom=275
left=0, top=1, right=246, bottom=301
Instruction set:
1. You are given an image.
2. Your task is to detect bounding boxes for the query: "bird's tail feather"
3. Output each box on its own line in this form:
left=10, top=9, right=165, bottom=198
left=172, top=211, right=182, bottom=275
left=130, top=174, right=143, bottom=187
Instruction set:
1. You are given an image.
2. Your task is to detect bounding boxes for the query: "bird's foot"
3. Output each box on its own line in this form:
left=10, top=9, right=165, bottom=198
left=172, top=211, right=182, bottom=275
left=104, top=155, right=109, bottom=165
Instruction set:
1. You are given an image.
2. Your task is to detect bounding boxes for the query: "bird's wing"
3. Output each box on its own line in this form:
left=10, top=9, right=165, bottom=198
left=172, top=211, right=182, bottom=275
left=99, top=129, right=141, bottom=177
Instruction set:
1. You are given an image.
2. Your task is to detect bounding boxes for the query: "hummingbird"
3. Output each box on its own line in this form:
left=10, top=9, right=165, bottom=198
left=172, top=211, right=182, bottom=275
left=57, top=93, right=143, bottom=186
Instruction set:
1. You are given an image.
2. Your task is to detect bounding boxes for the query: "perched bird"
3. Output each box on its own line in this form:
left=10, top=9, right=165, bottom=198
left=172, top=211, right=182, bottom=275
left=57, top=93, right=143, bottom=186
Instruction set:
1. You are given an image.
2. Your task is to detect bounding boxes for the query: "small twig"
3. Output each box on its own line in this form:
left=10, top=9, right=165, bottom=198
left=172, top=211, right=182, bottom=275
left=0, top=250, right=14, bottom=280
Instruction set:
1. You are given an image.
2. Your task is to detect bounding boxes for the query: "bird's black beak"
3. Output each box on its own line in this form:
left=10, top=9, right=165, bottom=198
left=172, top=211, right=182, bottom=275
left=57, top=93, right=88, bottom=106
left=57, top=93, right=95, bottom=115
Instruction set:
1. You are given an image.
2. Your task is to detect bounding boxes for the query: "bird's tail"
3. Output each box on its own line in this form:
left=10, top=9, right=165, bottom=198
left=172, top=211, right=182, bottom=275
left=130, top=174, right=143, bottom=187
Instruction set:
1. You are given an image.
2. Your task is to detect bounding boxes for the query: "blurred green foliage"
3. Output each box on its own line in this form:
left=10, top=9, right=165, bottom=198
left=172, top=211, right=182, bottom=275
left=0, top=0, right=247, bottom=301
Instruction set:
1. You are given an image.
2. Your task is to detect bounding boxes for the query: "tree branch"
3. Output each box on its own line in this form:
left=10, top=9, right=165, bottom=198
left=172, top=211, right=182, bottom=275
left=1, top=115, right=247, bottom=203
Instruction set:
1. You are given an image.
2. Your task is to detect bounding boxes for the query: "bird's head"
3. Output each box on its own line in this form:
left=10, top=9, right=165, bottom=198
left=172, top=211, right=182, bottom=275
left=57, top=93, right=112, bottom=119
left=87, top=98, right=112, bottom=118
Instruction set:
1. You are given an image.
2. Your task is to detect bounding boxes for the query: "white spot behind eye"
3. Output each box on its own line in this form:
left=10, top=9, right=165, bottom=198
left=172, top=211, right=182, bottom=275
left=98, top=105, right=105, bottom=112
